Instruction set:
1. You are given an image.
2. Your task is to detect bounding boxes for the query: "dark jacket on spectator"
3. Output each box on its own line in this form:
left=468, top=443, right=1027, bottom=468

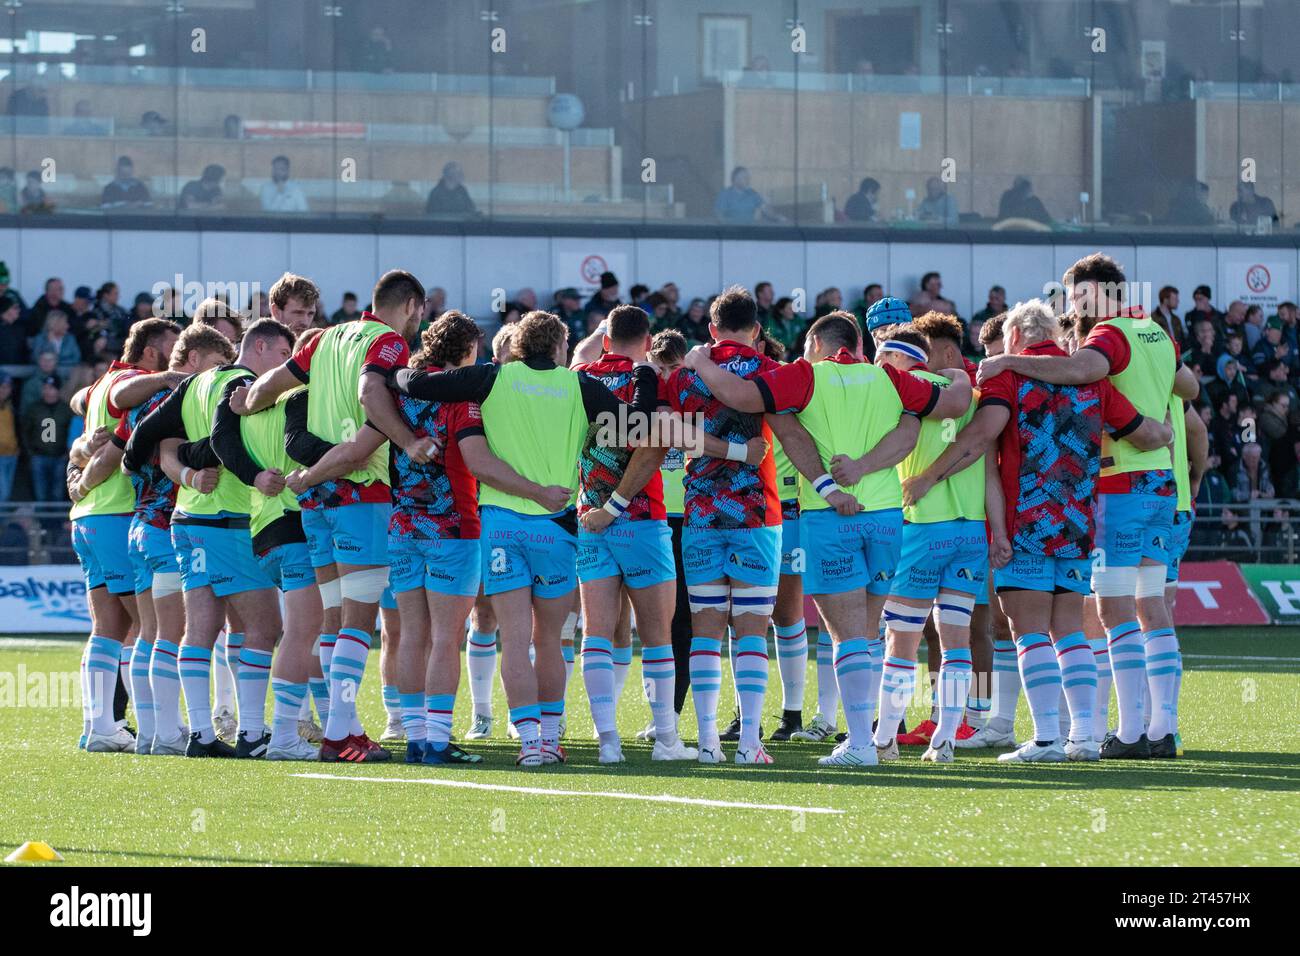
left=19, top=397, right=71, bottom=456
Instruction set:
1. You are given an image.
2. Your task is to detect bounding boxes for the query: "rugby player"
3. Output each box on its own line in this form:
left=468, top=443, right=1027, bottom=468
left=921, top=299, right=1171, bottom=761
left=68, top=317, right=181, bottom=752
left=681, top=306, right=970, bottom=766
left=124, top=318, right=297, bottom=757
left=385, top=310, right=656, bottom=766
left=978, top=255, right=1199, bottom=759
left=236, top=270, right=436, bottom=762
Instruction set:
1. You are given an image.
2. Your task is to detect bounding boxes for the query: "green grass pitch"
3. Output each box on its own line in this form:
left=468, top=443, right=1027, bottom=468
left=2, top=627, right=1297, bottom=866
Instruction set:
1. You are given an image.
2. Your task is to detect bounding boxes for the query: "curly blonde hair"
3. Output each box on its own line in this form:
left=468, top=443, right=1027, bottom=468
left=509, top=310, right=568, bottom=363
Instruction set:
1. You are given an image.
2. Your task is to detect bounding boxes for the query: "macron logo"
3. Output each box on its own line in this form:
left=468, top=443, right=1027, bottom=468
left=49, top=886, right=152, bottom=937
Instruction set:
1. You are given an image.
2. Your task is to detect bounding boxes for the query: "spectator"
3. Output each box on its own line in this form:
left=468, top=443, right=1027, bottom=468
left=20, top=351, right=59, bottom=409
left=26, top=277, right=65, bottom=336
left=643, top=292, right=670, bottom=330
left=425, top=162, right=477, bottom=217
left=843, top=177, right=880, bottom=222
left=1259, top=389, right=1290, bottom=455
left=223, top=114, right=243, bottom=139
left=6, top=82, right=48, bottom=127
left=0, top=373, right=15, bottom=501
left=678, top=298, right=710, bottom=344
left=754, top=282, right=775, bottom=325
left=1185, top=318, right=1221, bottom=382
left=1274, top=301, right=1299, bottom=354
left=767, top=297, right=804, bottom=355
left=330, top=292, right=361, bottom=325
left=0, top=167, right=16, bottom=213
left=360, top=26, right=394, bottom=73
left=19, top=374, right=70, bottom=501
left=1164, top=179, right=1214, bottom=227
left=0, top=294, right=28, bottom=365
left=628, top=285, right=649, bottom=309
left=101, top=156, right=152, bottom=209
left=140, top=110, right=168, bottom=136
left=1261, top=502, right=1300, bottom=562
left=1153, top=286, right=1185, bottom=349
left=1185, top=284, right=1222, bottom=333
left=260, top=156, right=309, bottom=213
left=585, top=271, right=621, bottom=318
left=657, top=283, right=683, bottom=327
left=1234, top=441, right=1275, bottom=502
left=917, top=177, right=958, bottom=225
left=1218, top=508, right=1256, bottom=562
left=970, top=285, right=1006, bottom=326
left=1242, top=304, right=1266, bottom=349
left=1224, top=329, right=1252, bottom=377
left=996, top=176, right=1051, bottom=224
left=91, top=282, right=131, bottom=351
left=19, top=170, right=53, bottom=214
left=715, top=166, right=785, bottom=224
left=28, top=311, right=81, bottom=380
left=178, top=164, right=225, bottom=211
left=1229, top=182, right=1278, bottom=226
left=909, top=271, right=958, bottom=319
left=554, top=288, right=586, bottom=341
left=64, top=99, right=105, bottom=136
left=813, top=287, right=843, bottom=320
left=69, top=286, right=103, bottom=359
left=852, top=283, right=884, bottom=324
left=0, top=263, right=24, bottom=314
left=1251, top=317, right=1293, bottom=376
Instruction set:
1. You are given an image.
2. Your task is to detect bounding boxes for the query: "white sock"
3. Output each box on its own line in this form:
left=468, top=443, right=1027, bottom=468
left=86, top=635, right=123, bottom=735
left=832, top=637, right=877, bottom=749
left=1090, top=636, right=1112, bottom=740
left=1014, top=632, right=1062, bottom=743
left=641, top=644, right=677, bottom=743
left=178, top=645, right=215, bottom=743
left=815, top=630, right=840, bottom=721
left=875, top=654, right=916, bottom=746
left=1054, top=631, right=1097, bottom=743
left=1107, top=621, right=1146, bottom=744
left=149, top=639, right=183, bottom=739
left=235, top=646, right=272, bottom=736
left=774, top=619, right=808, bottom=712
left=129, top=639, right=155, bottom=744
left=466, top=628, right=498, bottom=718
left=931, top=648, right=972, bottom=747
left=734, top=634, right=768, bottom=750
left=990, top=638, right=1020, bottom=733
left=689, top=637, right=722, bottom=748
left=612, top=644, right=633, bottom=707
left=270, top=679, right=307, bottom=747
left=581, top=635, right=617, bottom=735
left=1143, top=627, right=1181, bottom=740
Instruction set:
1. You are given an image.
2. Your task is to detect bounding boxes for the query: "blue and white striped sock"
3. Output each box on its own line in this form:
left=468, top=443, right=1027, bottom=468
left=308, top=677, right=330, bottom=723
left=1015, top=632, right=1062, bottom=743
left=236, top=646, right=272, bottom=736
left=79, top=641, right=92, bottom=740
left=400, top=691, right=426, bottom=741
left=581, top=635, right=616, bottom=735
left=965, top=695, right=992, bottom=730
left=540, top=699, right=565, bottom=744
left=932, top=647, right=973, bottom=747
left=734, top=635, right=769, bottom=750
left=466, top=628, right=498, bottom=718
left=611, top=644, right=634, bottom=707
left=86, top=636, right=123, bottom=735
left=1089, top=636, right=1112, bottom=740
left=382, top=684, right=400, bottom=722
left=815, top=631, right=840, bottom=722
left=223, top=630, right=244, bottom=689
left=270, top=678, right=308, bottom=747
left=833, top=637, right=876, bottom=749
left=561, top=642, right=576, bottom=693
left=425, top=693, right=455, bottom=749
left=1143, top=627, right=1181, bottom=740
left=1107, top=621, right=1146, bottom=744
left=875, top=654, right=916, bottom=746
left=326, top=627, right=371, bottom=741
left=129, top=639, right=155, bottom=744
left=118, top=643, right=134, bottom=703
left=774, top=620, right=808, bottom=712
left=1054, top=631, right=1097, bottom=742
left=641, top=644, right=677, bottom=742
left=149, top=639, right=182, bottom=739
left=178, top=645, right=215, bottom=743
left=689, top=637, right=723, bottom=747
left=990, top=638, right=1019, bottom=733
left=509, top=704, right=541, bottom=747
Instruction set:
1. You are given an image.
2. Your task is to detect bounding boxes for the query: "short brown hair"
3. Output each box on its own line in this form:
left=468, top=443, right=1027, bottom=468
left=371, top=269, right=425, bottom=313
left=979, top=313, right=1006, bottom=346
left=912, top=310, right=964, bottom=346
left=510, top=310, right=568, bottom=362
left=241, top=316, right=294, bottom=351
left=709, top=285, right=758, bottom=333
left=171, top=324, right=235, bottom=370
left=805, top=310, right=861, bottom=353
left=192, top=297, right=247, bottom=339
left=606, top=304, right=651, bottom=345
left=1063, top=252, right=1126, bottom=299
left=122, top=317, right=182, bottom=365
left=885, top=324, right=930, bottom=355
left=412, top=310, right=481, bottom=369
left=649, top=329, right=688, bottom=365
left=268, top=272, right=321, bottom=311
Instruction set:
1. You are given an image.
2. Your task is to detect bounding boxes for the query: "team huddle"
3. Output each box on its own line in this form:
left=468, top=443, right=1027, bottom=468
left=65, top=251, right=1204, bottom=769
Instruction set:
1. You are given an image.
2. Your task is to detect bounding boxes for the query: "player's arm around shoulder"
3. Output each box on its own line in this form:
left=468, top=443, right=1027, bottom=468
left=681, top=344, right=765, bottom=412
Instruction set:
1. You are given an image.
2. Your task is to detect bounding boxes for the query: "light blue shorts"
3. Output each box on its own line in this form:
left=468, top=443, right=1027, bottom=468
left=1095, top=489, right=1175, bottom=569
left=128, top=518, right=176, bottom=594
left=995, top=551, right=1093, bottom=595
left=1166, top=509, right=1193, bottom=583
left=481, top=506, right=577, bottom=599
left=890, top=519, right=988, bottom=600
left=171, top=517, right=273, bottom=597
left=779, top=516, right=803, bottom=577
left=390, top=535, right=481, bottom=597
left=256, top=541, right=316, bottom=593
left=71, top=514, right=134, bottom=594
left=799, top=507, right=903, bottom=596
left=301, top=502, right=390, bottom=568
left=577, top=519, right=675, bottom=589
left=681, top=524, right=781, bottom=588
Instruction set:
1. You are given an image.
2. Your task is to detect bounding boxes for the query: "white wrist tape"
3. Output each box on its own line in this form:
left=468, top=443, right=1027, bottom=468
left=813, top=473, right=839, bottom=499
left=725, top=442, right=748, bottom=462
left=180, top=466, right=193, bottom=488
left=603, top=491, right=630, bottom=518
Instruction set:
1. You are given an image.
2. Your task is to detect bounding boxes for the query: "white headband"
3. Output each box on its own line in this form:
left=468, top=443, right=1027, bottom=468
left=879, top=339, right=928, bottom=365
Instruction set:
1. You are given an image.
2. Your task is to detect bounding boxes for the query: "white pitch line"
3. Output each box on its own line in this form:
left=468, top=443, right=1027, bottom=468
left=0, top=638, right=80, bottom=650
left=293, top=772, right=844, bottom=815
left=1184, top=654, right=1300, bottom=663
